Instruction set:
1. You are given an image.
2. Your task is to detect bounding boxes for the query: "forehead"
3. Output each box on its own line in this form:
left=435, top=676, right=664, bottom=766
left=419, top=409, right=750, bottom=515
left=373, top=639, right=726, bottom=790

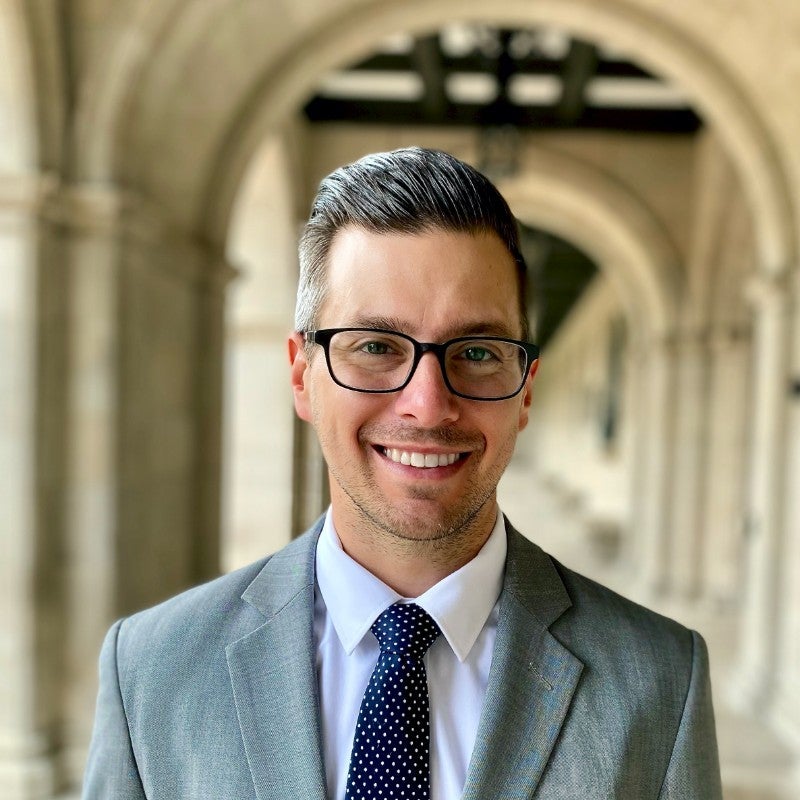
left=321, top=226, right=522, bottom=339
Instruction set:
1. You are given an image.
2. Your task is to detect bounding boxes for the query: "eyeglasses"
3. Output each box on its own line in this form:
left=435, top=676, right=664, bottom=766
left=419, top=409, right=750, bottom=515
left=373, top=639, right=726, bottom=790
left=304, top=328, right=539, bottom=401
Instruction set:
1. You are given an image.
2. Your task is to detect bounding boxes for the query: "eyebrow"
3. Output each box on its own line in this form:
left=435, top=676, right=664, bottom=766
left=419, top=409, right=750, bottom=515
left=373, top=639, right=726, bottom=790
left=348, top=314, right=521, bottom=340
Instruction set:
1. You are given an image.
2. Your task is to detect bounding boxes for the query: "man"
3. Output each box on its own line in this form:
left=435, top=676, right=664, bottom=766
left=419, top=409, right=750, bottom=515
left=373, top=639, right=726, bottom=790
left=84, top=147, right=722, bottom=799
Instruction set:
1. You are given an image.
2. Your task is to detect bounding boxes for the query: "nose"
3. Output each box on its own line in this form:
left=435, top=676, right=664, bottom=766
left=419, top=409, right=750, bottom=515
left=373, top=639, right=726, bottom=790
left=393, top=352, right=460, bottom=427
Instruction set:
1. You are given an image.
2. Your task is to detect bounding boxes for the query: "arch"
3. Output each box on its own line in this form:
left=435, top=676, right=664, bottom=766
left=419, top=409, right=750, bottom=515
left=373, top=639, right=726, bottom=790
left=498, top=145, right=683, bottom=339
left=191, top=0, right=795, bottom=275
left=75, top=0, right=795, bottom=279
left=72, top=1, right=206, bottom=182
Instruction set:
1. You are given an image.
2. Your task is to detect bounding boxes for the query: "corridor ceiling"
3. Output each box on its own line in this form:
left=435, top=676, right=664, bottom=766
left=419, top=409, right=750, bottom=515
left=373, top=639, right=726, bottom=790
left=304, top=26, right=701, bottom=133
left=303, top=25, right=703, bottom=347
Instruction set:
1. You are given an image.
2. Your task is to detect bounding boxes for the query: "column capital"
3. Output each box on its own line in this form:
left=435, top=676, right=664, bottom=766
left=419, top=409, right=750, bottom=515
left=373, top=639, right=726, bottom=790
left=1, top=176, right=242, bottom=288
left=0, top=171, right=59, bottom=215
left=40, top=182, right=128, bottom=231
left=636, top=327, right=686, bottom=360
left=745, top=272, right=792, bottom=309
left=39, top=182, right=240, bottom=288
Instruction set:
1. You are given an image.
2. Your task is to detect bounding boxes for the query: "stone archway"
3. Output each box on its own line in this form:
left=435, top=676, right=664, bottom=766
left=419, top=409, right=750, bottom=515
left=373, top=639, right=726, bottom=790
left=498, top=146, right=682, bottom=338
left=180, top=0, right=794, bottom=274
left=72, top=1, right=794, bottom=270
left=184, top=0, right=796, bottom=718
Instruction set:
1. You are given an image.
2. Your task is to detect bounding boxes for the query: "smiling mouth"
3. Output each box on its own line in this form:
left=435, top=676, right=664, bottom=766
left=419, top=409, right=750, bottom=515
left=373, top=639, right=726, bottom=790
left=380, top=447, right=465, bottom=468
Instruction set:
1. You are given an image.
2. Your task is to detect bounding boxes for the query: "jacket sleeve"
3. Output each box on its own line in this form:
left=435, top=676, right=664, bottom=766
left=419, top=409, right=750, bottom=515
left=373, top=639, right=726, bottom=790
left=82, top=619, right=147, bottom=799
left=658, top=630, right=723, bottom=800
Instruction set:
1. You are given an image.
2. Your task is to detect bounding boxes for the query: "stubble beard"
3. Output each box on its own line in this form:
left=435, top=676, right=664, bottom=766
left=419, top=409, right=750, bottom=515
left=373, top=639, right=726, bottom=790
left=346, top=468, right=494, bottom=545
left=324, top=423, right=518, bottom=565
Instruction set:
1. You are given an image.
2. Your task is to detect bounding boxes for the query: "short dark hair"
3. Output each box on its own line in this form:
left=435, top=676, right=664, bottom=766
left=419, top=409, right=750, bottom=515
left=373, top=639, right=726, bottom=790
left=296, top=147, right=530, bottom=340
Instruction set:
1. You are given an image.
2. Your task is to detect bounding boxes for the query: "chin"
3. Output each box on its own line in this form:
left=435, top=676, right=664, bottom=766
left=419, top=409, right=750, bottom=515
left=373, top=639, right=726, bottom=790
left=373, top=503, right=489, bottom=545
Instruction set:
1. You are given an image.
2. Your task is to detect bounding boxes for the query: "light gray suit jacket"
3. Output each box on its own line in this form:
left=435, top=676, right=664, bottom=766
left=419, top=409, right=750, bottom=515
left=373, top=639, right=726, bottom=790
left=83, top=519, right=722, bottom=798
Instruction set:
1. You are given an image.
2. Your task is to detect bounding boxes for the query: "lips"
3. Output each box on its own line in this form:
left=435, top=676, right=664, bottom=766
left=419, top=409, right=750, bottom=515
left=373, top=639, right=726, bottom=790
left=381, top=447, right=463, bottom=468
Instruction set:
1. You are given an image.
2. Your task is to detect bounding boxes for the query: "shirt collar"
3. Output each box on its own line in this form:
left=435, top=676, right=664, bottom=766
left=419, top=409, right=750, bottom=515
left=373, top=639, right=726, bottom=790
left=315, top=507, right=507, bottom=663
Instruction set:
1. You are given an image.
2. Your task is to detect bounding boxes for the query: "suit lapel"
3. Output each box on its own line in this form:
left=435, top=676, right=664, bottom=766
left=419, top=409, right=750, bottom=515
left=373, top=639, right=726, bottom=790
left=226, top=525, right=327, bottom=800
left=462, top=524, right=584, bottom=800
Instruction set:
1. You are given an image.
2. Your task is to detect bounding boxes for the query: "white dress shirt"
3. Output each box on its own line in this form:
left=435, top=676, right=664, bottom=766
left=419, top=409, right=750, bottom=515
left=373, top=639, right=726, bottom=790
left=314, top=507, right=507, bottom=800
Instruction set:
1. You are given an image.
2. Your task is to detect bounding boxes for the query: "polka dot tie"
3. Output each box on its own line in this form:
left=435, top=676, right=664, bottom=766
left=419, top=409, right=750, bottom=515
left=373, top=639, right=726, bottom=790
left=344, top=603, right=441, bottom=800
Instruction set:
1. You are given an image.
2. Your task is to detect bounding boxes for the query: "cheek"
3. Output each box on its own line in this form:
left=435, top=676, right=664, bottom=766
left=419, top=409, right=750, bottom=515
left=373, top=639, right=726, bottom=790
left=310, top=387, right=371, bottom=444
left=483, top=408, right=526, bottom=453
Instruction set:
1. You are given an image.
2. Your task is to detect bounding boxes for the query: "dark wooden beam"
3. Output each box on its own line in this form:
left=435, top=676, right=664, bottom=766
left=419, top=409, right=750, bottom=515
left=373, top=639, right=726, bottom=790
left=410, top=35, right=449, bottom=121
left=351, top=52, right=652, bottom=80
left=303, top=97, right=702, bottom=133
left=477, top=30, right=520, bottom=127
left=558, top=40, right=599, bottom=123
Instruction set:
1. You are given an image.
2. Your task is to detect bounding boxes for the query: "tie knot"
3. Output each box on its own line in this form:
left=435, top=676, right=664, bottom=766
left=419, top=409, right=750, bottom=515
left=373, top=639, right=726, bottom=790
left=371, top=603, right=440, bottom=659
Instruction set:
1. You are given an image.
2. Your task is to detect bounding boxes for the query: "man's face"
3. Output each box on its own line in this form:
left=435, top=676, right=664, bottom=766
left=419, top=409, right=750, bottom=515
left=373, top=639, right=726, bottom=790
left=289, top=226, right=536, bottom=547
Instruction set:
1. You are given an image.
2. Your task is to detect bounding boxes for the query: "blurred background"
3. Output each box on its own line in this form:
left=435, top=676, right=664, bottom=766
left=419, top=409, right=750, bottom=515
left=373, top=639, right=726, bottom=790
left=1, top=1, right=800, bottom=798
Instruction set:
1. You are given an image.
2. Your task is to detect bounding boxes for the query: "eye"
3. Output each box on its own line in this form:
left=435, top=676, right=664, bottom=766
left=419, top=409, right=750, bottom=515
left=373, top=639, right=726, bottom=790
left=361, top=340, right=391, bottom=355
left=463, top=346, right=496, bottom=362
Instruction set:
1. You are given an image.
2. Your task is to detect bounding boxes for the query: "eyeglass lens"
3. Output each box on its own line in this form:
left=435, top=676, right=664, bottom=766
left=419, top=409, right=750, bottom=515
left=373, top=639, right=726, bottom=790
left=326, top=330, right=527, bottom=399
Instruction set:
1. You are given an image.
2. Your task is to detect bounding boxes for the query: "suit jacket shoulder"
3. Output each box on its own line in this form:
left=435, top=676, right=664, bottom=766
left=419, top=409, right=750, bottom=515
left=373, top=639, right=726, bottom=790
left=84, top=525, right=324, bottom=800
left=551, top=553, right=694, bottom=672
left=470, top=522, right=721, bottom=800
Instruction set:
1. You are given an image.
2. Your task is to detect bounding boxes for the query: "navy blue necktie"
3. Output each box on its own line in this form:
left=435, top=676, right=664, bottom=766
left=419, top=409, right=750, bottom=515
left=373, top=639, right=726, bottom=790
left=345, top=603, right=441, bottom=800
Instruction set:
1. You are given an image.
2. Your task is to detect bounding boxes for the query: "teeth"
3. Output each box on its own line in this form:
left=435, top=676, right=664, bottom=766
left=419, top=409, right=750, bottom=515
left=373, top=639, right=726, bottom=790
left=384, top=448, right=460, bottom=468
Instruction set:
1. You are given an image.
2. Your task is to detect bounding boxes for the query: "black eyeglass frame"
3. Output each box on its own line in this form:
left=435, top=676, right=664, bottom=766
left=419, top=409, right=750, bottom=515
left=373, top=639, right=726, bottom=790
left=304, top=327, right=539, bottom=401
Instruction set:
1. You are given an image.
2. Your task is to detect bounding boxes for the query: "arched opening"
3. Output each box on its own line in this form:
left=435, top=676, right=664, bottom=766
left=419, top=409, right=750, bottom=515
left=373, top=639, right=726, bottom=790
left=185, top=2, right=793, bottom=272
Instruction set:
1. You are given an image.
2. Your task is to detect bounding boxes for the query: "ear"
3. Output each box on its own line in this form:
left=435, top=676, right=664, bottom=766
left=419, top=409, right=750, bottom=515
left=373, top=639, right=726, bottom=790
left=517, top=357, right=539, bottom=432
left=288, top=332, right=313, bottom=423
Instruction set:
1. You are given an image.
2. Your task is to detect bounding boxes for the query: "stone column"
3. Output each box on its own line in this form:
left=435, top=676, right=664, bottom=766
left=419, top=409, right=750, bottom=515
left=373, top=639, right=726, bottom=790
left=40, top=185, right=123, bottom=788
left=0, top=175, right=59, bottom=799
left=701, top=328, right=752, bottom=606
left=194, top=251, right=238, bottom=583
left=630, top=333, right=678, bottom=597
left=727, top=272, right=792, bottom=712
left=770, top=267, right=800, bottom=759
left=50, top=186, right=236, bottom=788
left=667, top=330, right=711, bottom=598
